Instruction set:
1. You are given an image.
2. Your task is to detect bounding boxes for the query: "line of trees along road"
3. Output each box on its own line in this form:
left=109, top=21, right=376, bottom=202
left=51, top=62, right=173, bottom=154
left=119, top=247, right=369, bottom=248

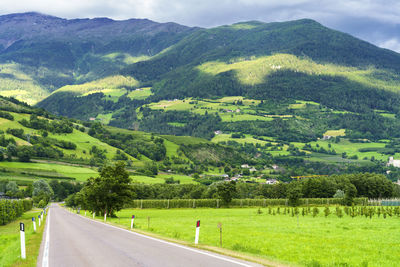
left=0, top=199, right=32, bottom=225
left=66, top=163, right=399, bottom=214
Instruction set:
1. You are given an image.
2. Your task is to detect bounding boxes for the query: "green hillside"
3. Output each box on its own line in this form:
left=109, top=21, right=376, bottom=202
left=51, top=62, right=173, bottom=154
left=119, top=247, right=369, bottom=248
left=39, top=18, right=400, bottom=121
left=0, top=96, right=209, bottom=185
left=0, top=12, right=196, bottom=103
left=2, top=15, right=400, bottom=183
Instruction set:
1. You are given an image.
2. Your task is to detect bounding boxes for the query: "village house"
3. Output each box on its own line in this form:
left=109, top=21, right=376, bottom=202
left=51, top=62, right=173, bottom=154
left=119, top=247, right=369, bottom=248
left=265, top=179, right=278, bottom=184
left=322, top=135, right=332, bottom=140
left=387, top=157, right=400, bottom=167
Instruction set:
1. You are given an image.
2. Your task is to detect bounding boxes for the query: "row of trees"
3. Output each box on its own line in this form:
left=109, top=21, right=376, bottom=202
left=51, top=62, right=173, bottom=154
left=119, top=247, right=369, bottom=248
left=0, top=199, right=33, bottom=225
left=65, top=163, right=400, bottom=216
left=0, top=179, right=78, bottom=208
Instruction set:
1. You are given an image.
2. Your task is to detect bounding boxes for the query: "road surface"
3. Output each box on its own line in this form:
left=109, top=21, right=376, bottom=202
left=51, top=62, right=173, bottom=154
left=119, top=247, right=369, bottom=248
left=37, top=204, right=264, bottom=267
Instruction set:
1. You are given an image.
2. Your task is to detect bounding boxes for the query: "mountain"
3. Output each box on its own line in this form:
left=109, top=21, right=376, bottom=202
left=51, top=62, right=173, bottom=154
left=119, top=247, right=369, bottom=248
left=4, top=13, right=400, bottom=174
left=0, top=12, right=196, bottom=103
left=38, top=17, right=400, bottom=123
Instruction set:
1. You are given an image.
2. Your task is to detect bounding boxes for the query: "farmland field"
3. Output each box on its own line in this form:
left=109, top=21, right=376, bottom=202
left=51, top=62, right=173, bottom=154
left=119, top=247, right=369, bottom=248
left=91, top=207, right=400, bottom=267
left=0, top=162, right=97, bottom=181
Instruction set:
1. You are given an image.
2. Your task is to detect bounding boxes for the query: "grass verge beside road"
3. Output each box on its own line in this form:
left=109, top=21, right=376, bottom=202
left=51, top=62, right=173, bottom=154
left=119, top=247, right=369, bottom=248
left=75, top=207, right=399, bottom=267
left=0, top=209, right=46, bottom=267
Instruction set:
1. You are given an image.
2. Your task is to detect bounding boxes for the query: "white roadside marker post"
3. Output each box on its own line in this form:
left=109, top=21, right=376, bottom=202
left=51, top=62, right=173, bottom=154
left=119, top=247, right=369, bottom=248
left=131, top=215, right=135, bottom=229
left=32, top=217, right=36, bottom=232
left=20, top=223, right=26, bottom=259
left=104, top=212, right=107, bottom=222
left=195, top=220, right=200, bottom=245
left=85, top=210, right=87, bottom=216
left=93, top=211, right=95, bottom=219
left=38, top=215, right=41, bottom=227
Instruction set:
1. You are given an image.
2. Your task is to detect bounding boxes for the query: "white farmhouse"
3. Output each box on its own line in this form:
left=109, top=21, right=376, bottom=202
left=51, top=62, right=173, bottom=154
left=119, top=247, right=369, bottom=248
left=387, top=157, right=400, bottom=167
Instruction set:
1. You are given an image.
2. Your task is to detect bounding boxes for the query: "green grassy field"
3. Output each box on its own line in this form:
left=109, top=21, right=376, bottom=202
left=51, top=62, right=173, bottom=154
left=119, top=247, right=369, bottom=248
left=0, top=209, right=46, bottom=267
left=212, top=133, right=269, bottom=145
left=196, top=53, right=400, bottom=93
left=131, top=174, right=196, bottom=184
left=54, top=75, right=138, bottom=97
left=92, top=207, right=399, bottom=267
left=127, top=87, right=153, bottom=100
left=0, top=162, right=97, bottom=182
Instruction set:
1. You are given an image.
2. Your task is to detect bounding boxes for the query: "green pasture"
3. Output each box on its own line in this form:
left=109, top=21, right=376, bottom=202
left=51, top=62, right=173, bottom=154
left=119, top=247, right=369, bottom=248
left=48, top=129, right=137, bottom=161
left=0, top=162, right=97, bottom=181
left=131, top=174, right=196, bottom=184
left=323, top=129, right=346, bottom=137
left=99, top=207, right=400, bottom=267
left=156, top=174, right=196, bottom=184
left=102, top=53, right=150, bottom=65
left=288, top=100, right=320, bottom=109
left=100, top=88, right=127, bottom=102
left=162, top=135, right=208, bottom=145
left=95, top=113, right=113, bottom=124
left=131, top=175, right=165, bottom=184
left=308, top=139, right=390, bottom=161
left=196, top=53, right=400, bottom=93
left=146, top=97, right=260, bottom=120
left=54, top=75, right=139, bottom=97
left=127, top=87, right=153, bottom=100
left=212, top=133, right=269, bottom=145
left=0, top=63, right=49, bottom=105
left=219, top=113, right=272, bottom=122
left=0, top=209, right=45, bottom=267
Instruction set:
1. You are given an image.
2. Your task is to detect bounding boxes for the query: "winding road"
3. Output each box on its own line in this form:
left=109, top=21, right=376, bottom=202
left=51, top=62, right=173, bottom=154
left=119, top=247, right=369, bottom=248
left=37, top=204, right=263, bottom=267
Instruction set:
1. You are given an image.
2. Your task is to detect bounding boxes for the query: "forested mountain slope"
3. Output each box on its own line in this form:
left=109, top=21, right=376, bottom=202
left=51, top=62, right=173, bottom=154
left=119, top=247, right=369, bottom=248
left=0, top=12, right=196, bottom=103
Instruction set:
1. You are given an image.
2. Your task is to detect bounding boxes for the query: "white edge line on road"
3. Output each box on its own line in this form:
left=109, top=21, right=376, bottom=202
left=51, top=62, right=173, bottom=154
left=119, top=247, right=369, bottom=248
left=42, top=208, right=50, bottom=267
left=67, top=208, right=254, bottom=267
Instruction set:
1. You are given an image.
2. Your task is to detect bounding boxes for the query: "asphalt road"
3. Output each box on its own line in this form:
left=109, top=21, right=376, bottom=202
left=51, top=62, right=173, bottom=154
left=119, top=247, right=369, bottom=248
left=37, top=204, right=263, bottom=267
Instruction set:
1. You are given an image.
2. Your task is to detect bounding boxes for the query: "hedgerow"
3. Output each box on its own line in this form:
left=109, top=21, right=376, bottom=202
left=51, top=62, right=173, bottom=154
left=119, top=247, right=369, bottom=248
left=0, top=199, right=33, bottom=225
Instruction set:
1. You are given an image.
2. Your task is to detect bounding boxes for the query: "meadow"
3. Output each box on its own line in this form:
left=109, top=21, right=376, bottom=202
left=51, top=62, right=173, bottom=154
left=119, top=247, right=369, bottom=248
left=86, top=207, right=400, bottom=267
left=0, top=209, right=46, bottom=267
left=131, top=174, right=196, bottom=184
left=0, top=162, right=97, bottom=182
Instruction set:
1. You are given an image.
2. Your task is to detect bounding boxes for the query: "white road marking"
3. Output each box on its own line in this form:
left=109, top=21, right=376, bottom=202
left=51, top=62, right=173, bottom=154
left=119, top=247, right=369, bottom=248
left=67, top=208, right=255, bottom=267
left=42, top=209, right=50, bottom=267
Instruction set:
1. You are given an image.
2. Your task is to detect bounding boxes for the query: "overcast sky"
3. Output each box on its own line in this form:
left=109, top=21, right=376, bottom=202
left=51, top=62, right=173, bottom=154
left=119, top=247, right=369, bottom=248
left=1, top=0, right=399, bottom=52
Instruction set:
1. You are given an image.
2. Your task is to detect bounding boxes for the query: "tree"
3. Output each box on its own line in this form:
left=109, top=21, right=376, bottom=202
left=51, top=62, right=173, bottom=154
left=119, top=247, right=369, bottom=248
left=6, top=181, right=18, bottom=194
left=79, top=162, right=133, bottom=216
left=242, top=168, right=250, bottom=176
left=217, top=181, right=237, bottom=206
left=344, top=183, right=357, bottom=206
left=32, top=180, right=54, bottom=205
left=6, top=143, right=17, bottom=160
left=17, top=146, right=34, bottom=162
left=333, top=189, right=345, bottom=198
left=287, top=182, right=303, bottom=206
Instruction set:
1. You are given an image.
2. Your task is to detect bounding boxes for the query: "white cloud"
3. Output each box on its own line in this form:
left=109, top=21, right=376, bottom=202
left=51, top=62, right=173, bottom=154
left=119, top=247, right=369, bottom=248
left=379, top=38, right=400, bottom=53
